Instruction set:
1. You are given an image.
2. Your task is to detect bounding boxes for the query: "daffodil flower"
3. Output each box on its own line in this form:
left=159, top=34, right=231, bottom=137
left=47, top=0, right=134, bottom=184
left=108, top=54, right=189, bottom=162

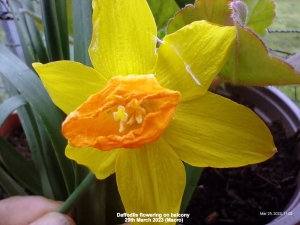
left=33, top=0, right=276, bottom=223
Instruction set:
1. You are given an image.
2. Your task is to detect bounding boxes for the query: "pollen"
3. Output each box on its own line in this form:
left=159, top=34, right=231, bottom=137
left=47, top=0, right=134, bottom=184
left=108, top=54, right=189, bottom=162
left=113, top=106, right=128, bottom=122
left=113, top=106, right=128, bottom=132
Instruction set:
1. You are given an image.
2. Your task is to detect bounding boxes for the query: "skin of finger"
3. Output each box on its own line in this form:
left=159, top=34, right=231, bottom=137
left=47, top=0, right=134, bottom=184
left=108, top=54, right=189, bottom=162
left=0, top=196, right=63, bottom=225
left=30, top=212, right=76, bottom=225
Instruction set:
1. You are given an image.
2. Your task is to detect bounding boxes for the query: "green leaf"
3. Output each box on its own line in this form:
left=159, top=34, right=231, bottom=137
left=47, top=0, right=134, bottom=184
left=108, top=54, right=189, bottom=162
left=219, top=23, right=300, bottom=86
left=18, top=105, right=56, bottom=199
left=58, top=172, right=95, bottom=214
left=0, top=165, right=27, bottom=196
left=66, top=0, right=73, bottom=37
left=0, top=95, right=27, bottom=127
left=33, top=111, right=69, bottom=200
left=0, top=138, right=43, bottom=195
left=55, top=0, right=70, bottom=60
left=242, top=0, right=275, bottom=36
left=167, top=0, right=233, bottom=34
left=0, top=84, right=66, bottom=199
left=0, top=43, right=74, bottom=196
left=21, top=0, right=49, bottom=63
left=1, top=74, right=59, bottom=199
left=72, top=0, right=92, bottom=66
left=39, top=0, right=64, bottom=61
left=180, top=163, right=203, bottom=213
left=147, top=0, right=179, bottom=32
left=73, top=167, right=106, bottom=225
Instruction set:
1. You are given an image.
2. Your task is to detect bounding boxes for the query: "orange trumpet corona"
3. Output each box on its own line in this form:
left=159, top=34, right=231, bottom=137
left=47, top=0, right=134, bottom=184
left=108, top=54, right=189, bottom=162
left=62, top=75, right=181, bottom=150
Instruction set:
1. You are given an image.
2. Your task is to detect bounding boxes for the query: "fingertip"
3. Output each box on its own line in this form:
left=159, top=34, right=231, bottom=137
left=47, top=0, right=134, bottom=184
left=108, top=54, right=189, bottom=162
left=30, top=212, right=76, bottom=225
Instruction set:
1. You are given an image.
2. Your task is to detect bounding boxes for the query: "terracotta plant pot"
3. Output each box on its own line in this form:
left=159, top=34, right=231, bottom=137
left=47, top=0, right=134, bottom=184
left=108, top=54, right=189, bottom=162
left=0, top=111, right=21, bottom=137
left=220, top=85, right=300, bottom=225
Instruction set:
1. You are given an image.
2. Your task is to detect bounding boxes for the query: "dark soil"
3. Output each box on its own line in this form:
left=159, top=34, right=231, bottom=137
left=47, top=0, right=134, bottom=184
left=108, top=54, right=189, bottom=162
left=183, top=88, right=300, bottom=225
left=0, top=127, right=30, bottom=200
left=6, top=128, right=31, bottom=161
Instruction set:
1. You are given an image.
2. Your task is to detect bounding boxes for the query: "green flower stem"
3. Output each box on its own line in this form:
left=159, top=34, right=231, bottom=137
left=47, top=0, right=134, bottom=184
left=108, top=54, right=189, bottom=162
left=58, top=171, right=95, bottom=214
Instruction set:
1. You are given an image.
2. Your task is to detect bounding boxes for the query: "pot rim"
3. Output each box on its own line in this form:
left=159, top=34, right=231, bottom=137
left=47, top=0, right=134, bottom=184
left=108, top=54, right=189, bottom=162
left=0, top=111, right=21, bottom=137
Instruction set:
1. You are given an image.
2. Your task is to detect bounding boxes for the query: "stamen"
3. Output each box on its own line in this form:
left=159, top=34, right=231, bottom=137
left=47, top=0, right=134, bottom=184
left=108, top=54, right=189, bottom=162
left=136, top=114, right=143, bottom=124
left=113, top=106, right=128, bottom=133
left=113, top=106, right=128, bottom=122
left=127, top=114, right=135, bottom=126
left=119, top=121, right=126, bottom=133
left=113, top=101, right=146, bottom=132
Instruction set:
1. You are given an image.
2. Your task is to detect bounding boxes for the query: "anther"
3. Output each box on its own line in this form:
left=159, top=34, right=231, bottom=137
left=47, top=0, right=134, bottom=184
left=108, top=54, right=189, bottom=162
left=113, top=106, right=128, bottom=133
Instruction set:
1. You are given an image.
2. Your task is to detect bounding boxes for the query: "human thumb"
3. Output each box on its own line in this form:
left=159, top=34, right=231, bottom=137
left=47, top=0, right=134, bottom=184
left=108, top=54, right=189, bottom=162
left=30, top=212, right=75, bottom=225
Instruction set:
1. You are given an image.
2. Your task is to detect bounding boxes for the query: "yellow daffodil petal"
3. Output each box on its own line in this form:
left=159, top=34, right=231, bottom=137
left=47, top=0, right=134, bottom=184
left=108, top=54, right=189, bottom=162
left=65, top=145, right=120, bottom=179
left=155, top=21, right=235, bottom=101
left=163, top=92, right=276, bottom=167
left=32, top=61, right=107, bottom=114
left=116, top=138, right=185, bottom=225
left=89, top=0, right=157, bottom=79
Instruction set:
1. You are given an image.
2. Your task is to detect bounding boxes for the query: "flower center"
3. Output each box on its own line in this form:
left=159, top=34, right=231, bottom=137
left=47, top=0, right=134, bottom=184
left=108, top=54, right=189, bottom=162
left=113, top=106, right=128, bottom=132
left=113, top=98, right=148, bottom=133
left=62, top=75, right=181, bottom=151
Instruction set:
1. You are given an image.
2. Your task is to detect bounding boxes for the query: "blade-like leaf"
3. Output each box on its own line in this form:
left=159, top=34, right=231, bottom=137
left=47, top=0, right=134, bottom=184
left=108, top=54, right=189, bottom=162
left=66, top=0, right=73, bottom=36
left=21, top=0, right=49, bottom=63
left=18, top=105, right=56, bottom=199
left=73, top=166, right=107, bottom=225
left=1, top=75, right=58, bottom=199
left=55, top=0, right=70, bottom=60
left=0, top=138, right=43, bottom=195
left=33, top=110, right=68, bottom=200
left=72, top=0, right=92, bottom=66
left=39, top=0, right=64, bottom=61
left=0, top=165, right=27, bottom=196
left=0, top=43, right=74, bottom=195
left=180, top=163, right=203, bottom=213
